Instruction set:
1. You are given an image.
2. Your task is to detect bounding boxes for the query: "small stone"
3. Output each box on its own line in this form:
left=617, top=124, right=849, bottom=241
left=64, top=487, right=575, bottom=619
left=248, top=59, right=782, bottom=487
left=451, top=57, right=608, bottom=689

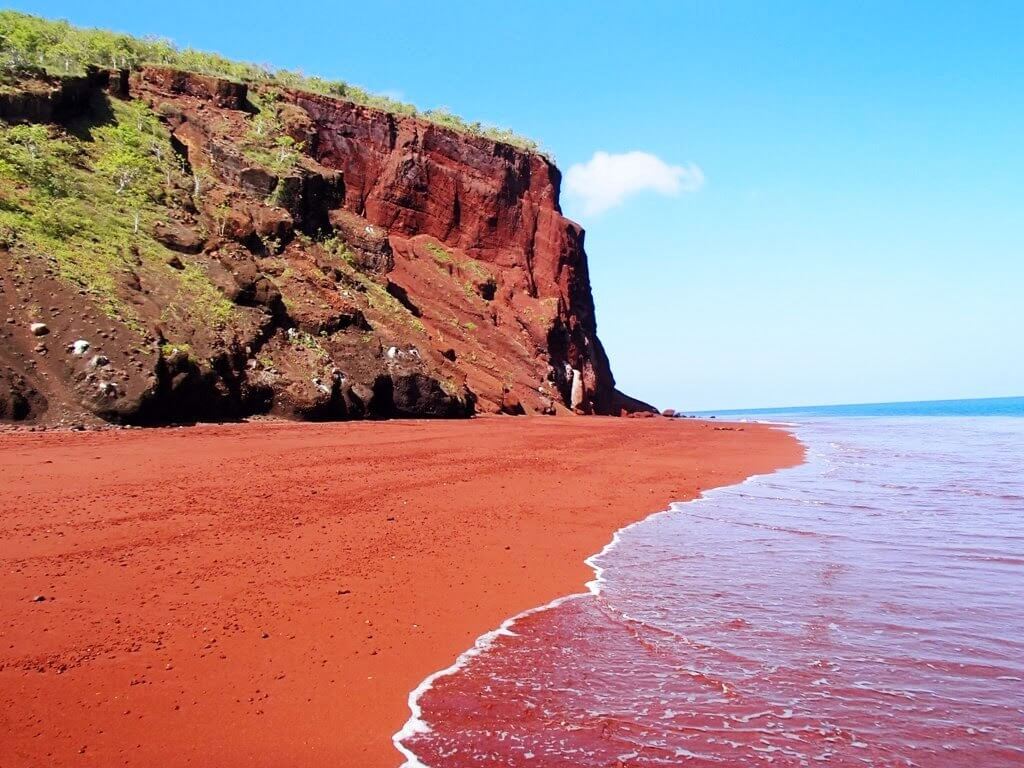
left=261, top=631, right=270, bottom=639
left=69, top=339, right=90, bottom=356
left=29, top=322, right=49, bottom=336
left=31, top=595, right=46, bottom=602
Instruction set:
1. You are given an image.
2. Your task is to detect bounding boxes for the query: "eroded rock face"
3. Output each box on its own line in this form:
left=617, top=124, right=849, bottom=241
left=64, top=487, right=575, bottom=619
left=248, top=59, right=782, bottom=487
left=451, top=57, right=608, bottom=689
left=0, top=67, right=651, bottom=427
left=288, top=90, right=627, bottom=414
left=139, top=66, right=248, bottom=110
left=0, top=67, right=104, bottom=123
left=327, top=209, right=394, bottom=274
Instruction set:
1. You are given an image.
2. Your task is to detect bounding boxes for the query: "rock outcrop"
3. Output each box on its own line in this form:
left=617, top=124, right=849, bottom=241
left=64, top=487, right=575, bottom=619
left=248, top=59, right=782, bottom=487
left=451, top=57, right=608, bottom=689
left=0, top=67, right=652, bottom=426
left=288, top=91, right=624, bottom=414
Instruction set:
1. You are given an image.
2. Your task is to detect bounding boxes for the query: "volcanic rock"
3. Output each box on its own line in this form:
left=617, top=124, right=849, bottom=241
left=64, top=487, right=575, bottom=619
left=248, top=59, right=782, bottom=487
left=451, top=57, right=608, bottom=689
left=152, top=221, right=205, bottom=254
left=0, top=64, right=654, bottom=426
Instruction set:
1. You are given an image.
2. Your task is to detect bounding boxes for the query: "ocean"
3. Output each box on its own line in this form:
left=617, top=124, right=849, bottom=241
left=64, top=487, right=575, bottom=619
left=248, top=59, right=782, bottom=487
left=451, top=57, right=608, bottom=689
left=395, top=397, right=1024, bottom=767
left=694, top=394, right=1024, bottom=419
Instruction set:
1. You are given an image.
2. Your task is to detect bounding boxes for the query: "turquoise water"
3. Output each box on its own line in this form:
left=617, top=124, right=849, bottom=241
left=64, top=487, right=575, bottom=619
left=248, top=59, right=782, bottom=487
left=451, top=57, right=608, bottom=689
left=697, top=395, right=1024, bottom=419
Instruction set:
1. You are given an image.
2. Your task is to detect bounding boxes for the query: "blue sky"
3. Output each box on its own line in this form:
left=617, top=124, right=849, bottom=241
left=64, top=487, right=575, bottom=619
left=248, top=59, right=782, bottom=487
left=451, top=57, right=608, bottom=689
left=13, top=1, right=1023, bottom=409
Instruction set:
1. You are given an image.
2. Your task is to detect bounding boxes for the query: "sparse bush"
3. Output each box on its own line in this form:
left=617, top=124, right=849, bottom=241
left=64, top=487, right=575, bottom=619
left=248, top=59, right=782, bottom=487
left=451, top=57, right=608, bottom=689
left=0, top=10, right=546, bottom=155
left=0, top=98, right=225, bottom=328
left=34, top=197, right=87, bottom=238
left=160, top=342, right=195, bottom=360
left=425, top=241, right=452, bottom=264
left=92, top=101, right=173, bottom=232
left=0, top=123, right=76, bottom=195
left=242, top=92, right=304, bottom=174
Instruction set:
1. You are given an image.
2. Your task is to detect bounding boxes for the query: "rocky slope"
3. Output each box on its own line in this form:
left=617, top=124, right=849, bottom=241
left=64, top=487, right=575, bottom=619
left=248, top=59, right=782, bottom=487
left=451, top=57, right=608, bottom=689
left=0, top=65, right=652, bottom=425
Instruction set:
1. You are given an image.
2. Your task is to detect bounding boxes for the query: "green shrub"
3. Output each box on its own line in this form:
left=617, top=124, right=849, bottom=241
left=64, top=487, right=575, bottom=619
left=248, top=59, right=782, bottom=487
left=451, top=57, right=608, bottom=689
left=425, top=241, right=452, bottom=265
left=242, top=92, right=303, bottom=174
left=0, top=98, right=221, bottom=327
left=168, top=264, right=235, bottom=329
left=0, top=123, right=78, bottom=197
left=0, top=10, right=546, bottom=155
left=160, top=342, right=195, bottom=360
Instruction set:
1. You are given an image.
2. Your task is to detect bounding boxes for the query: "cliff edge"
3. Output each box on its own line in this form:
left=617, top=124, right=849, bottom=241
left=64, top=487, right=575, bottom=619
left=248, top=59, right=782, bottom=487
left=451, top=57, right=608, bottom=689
left=0, top=66, right=652, bottom=425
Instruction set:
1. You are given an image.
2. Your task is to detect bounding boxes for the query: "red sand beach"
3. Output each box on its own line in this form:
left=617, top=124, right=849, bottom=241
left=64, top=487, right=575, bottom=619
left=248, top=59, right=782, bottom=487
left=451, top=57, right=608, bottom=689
left=0, top=417, right=801, bottom=767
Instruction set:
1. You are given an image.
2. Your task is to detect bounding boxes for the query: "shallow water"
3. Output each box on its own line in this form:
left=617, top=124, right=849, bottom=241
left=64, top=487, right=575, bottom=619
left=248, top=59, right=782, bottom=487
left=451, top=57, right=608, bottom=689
left=397, top=417, right=1024, bottom=767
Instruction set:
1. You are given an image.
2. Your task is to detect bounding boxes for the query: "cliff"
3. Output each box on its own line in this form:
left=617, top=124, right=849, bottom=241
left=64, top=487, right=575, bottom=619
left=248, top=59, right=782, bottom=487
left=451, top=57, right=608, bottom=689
left=0, top=66, right=651, bottom=426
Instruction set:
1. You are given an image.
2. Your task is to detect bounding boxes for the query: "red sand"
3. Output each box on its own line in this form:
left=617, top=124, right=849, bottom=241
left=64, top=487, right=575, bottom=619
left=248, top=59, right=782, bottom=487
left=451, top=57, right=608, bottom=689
left=0, top=417, right=801, bottom=767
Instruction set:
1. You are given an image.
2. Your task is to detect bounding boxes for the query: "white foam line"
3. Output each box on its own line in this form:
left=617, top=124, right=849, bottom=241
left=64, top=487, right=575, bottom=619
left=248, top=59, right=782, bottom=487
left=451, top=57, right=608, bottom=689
left=392, top=589, right=588, bottom=767
left=725, top=417, right=802, bottom=427
left=392, top=434, right=801, bottom=767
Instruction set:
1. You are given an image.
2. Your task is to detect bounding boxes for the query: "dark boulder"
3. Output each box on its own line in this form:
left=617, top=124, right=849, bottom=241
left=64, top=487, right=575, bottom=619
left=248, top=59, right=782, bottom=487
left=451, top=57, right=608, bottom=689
left=328, top=209, right=394, bottom=273
left=224, top=260, right=282, bottom=310
left=0, top=373, right=46, bottom=421
left=239, top=167, right=278, bottom=199
left=500, top=389, right=525, bottom=416
left=389, top=372, right=473, bottom=418
left=152, top=220, right=205, bottom=254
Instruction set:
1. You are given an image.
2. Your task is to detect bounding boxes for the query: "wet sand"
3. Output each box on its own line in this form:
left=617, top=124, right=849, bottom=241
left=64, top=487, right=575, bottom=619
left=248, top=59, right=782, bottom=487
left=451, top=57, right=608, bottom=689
left=0, top=417, right=801, bottom=767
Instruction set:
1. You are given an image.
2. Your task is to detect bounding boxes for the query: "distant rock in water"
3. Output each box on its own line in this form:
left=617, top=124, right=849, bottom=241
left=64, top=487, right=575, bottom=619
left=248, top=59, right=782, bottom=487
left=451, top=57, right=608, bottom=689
left=0, top=62, right=653, bottom=426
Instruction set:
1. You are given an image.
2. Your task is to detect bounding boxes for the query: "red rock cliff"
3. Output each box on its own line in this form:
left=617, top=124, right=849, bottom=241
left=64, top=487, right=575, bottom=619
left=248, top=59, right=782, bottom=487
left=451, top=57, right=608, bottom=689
left=286, top=90, right=635, bottom=414
left=0, top=68, right=651, bottom=425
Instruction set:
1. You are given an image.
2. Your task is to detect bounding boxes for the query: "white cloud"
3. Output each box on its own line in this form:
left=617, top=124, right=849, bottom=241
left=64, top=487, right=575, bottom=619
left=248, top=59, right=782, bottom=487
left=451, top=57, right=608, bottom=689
left=564, top=151, right=705, bottom=216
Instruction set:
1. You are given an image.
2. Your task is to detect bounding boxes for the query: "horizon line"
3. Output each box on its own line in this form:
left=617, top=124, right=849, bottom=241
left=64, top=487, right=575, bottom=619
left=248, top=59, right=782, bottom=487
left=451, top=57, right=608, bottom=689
left=693, top=393, right=1024, bottom=414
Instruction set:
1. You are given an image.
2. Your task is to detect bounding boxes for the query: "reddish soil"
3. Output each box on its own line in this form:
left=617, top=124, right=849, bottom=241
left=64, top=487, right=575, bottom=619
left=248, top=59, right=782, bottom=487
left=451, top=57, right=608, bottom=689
left=0, top=417, right=801, bottom=767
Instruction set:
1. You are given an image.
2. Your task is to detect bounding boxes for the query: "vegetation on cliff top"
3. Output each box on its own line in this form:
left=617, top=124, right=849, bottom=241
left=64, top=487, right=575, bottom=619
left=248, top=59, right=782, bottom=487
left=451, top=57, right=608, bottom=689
left=0, top=10, right=544, bottom=154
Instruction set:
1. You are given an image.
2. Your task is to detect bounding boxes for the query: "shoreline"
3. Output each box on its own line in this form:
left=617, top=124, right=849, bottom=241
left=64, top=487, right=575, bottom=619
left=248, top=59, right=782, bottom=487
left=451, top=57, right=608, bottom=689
left=394, top=454, right=804, bottom=765
left=0, top=417, right=802, bottom=767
